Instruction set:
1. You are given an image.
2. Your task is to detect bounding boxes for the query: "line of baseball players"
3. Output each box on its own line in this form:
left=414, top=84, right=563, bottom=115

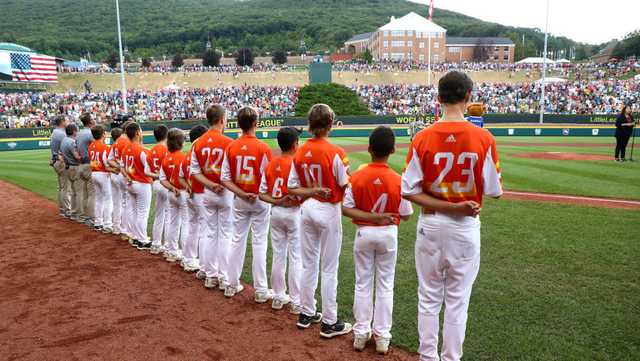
left=51, top=71, right=502, bottom=361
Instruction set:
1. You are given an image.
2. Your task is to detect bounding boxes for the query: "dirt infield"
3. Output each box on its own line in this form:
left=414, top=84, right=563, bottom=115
left=0, top=181, right=414, bottom=361
left=512, top=152, right=613, bottom=161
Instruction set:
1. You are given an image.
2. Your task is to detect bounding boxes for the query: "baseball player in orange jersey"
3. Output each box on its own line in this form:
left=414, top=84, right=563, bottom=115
left=401, top=71, right=502, bottom=361
left=221, top=107, right=273, bottom=301
left=259, top=127, right=303, bottom=313
left=190, top=106, right=234, bottom=290
left=148, top=125, right=169, bottom=254
left=107, top=119, right=133, bottom=238
left=121, top=122, right=155, bottom=250
left=287, top=104, right=352, bottom=338
left=158, top=129, right=188, bottom=262
left=178, top=125, right=208, bottom=272
left=88, top=125, right=113, bottom=233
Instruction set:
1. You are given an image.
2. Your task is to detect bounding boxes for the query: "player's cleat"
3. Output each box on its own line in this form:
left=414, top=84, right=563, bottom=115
left=121, top=234, right=130, bottom=241
left=320, top=320, right=353, bottom=338
left=353, top=332, right=371, bottom=352
left=102, top=227, right=113, bottom=234
left=224, top=284, right=244, bottom=298
left=130, top=238, right=138, bottom=247
left=137, top=242, right=152, bottom=251
left=271, top=295, right=291, bottom=310
left=195, top=270, right=207, bottom=280
left=296, top=312, right=323, bottom=329
left=83, top=219, right=94, bottom=227
left=288, top=303, right=302, bottom=315
left=254, top=289, right=274, bottom=304
left=164, top=253, right=180, bottom=263
left=375, top=336, right=391, bottom=355
left=94, top=225, right=103, bottom=232
left=218, top=277, right=227, bottom=291
left=204, top=277, right=218, bottom=289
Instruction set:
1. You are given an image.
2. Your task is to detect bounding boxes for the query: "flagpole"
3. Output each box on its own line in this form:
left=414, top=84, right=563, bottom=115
left=539, top=0, right=549, bottom=124
left=115, top=0, right=128, bottom=114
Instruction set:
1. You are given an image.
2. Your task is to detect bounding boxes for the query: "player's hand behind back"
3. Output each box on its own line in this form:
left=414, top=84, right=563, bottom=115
left=372, top=213, right=398, bottom=226
left=453, top=201, right=481, bottom=217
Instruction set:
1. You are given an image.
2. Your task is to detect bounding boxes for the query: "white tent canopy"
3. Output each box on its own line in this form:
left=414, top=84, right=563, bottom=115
left=536, top=77, right=567, bottom=83
left=556, top=58, right=571, bottom=63
left=516, top=57, right=556, bottom=65
left=379, top=12, right=447, bottom=34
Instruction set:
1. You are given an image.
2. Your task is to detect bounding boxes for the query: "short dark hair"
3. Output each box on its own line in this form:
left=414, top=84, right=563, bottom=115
left=167, top=128, right=185, bottom=153
left=438, top=71, right=474, bottom=105
left=79, top=112, right=93, bottom=127
left=125, top=122, right=141, bottom=140
left=111, top=127, right=123, bottom=142
left=189, top=124, right=207, bottom=143
left=369, top=126, right=395, bottom=158
left=65, top=123, right=78, bottom=136
left=153, top=124, right=168, bottom=142
left=308, top=104, right=334, bottom=136
left=206, top=104, right=226, bottom=126
left=277, top=127, right=300, bottom=152
left=237, top=107, right=258, bottom=131
left=91, top=125, right=105, bottom=140
left=53, top=115, right=66, bottom=127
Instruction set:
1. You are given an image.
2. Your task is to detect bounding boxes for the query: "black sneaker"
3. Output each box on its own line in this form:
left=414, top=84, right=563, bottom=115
left=297, top=312, right=323, bottom=329
left=320, top=320, right=353, bottom=338
left=137, top=242, right=152, bottom=251
left=94, top=225, right=103, bottom=231
left=131, top=239, right=142, bottom=248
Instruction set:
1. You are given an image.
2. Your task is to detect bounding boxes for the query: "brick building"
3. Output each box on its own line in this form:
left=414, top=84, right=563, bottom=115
left=344, top=12, right=516, bottom=64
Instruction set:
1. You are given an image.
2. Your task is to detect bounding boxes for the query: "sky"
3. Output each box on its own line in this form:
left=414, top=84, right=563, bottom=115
left=407, top=0, right=639, bottom=44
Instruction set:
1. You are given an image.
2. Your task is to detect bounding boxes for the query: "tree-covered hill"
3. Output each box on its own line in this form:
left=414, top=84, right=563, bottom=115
left=2, top=0, right=595, bottom=61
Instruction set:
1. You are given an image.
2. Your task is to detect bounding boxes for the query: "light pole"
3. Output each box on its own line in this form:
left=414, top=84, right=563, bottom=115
left=539, top=0, right=550, bottom=124
left=115, top=0, right=128, bottom=113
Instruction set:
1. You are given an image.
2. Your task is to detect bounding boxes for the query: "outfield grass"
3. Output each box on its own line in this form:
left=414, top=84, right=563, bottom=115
left=0, top=138, right=639, bottom=360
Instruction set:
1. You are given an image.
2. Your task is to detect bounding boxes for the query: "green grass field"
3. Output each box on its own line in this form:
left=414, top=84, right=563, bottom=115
left=0, top=136, right=639, bottom=360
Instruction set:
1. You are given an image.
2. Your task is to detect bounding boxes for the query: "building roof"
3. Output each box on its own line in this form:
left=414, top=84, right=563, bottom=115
left=379, top=12, right=446, bottom=33
left=345, top=32, right=373, bottom=44
left=446, top=37, right=515, bottom=46
left=591, top=40, right=618, bottom=59
left=0, top=42, right=35, bottom=53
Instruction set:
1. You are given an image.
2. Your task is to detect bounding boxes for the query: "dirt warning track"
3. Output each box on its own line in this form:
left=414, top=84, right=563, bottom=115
left=0, top=181, right=414, bottom=361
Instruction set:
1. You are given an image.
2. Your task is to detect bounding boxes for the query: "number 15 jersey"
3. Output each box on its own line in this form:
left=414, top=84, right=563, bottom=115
left=221, top=134, right=272, bottom=194
left=401, top=121, right=502, bottom=205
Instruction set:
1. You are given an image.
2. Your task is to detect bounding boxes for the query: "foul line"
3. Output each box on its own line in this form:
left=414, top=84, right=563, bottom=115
left=503, top=190, right=640, bottom=206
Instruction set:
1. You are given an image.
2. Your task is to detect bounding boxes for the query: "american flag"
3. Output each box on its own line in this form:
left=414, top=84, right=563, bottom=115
left=9, top=52, right=58, bottom=83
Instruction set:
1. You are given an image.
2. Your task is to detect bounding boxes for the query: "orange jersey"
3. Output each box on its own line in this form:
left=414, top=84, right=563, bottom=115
left=88, top=140, right=110, bottom=172
left=343, top=163, right=413, bottom=226
left=401, top=121, right=502, bottom=205
left=160, top=150, right=186, bottom=189
left=190, top=129, right=233, bottom=184
left=181, top=147, right=204, bottom=194
left=288, top=138, right=350, bottom=204
left=148, top=143, right=168, bottom=175
left=221, top=134, right=272, bottom=194
left=122, top=142, right=153, bottom=184
left=111, top=136, right=130, bottom=164
left=259, top=155, right=300, bottom=206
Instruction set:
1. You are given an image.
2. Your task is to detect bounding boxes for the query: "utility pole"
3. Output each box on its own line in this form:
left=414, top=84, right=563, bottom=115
left=539, top=0, right=549, bottom=124
left=115, top=0, right=128, bottom=113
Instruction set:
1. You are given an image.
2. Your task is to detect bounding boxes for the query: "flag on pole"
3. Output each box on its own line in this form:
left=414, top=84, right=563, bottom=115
left=429, top=0, right=434, bottom=20
left=0, top=51, right=58, bottom=83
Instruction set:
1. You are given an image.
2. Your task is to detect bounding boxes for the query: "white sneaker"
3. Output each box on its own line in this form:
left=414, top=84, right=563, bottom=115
left=165, top=252, right=179, bottom=263
left=217, top=277, right=226, bottom=291
left=375, top=336, right=391, bottom=355
left=204, top=277, right=218, bottom=289
left=149, top=245, right=163, bottom=255
left=255, top=289, right=274, bottom=304
left=353, top=333, right=371, bottom=352
left=271, top=295, right=291, bottom=310
left=183, top=263, right=198, bottom=273
left=102, top=227, right=113, bottom=234
left=224, top=284, right=244, bottom=298
left=288, top=303, right=302, bottom=315
left=195, top=270, right=207, bottom=280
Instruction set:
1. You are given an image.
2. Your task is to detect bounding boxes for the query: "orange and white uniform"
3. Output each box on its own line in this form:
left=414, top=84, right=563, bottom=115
left=149, top=143, right=169, bottom=250
left=159, top=150, right=188, bottom=259
left=190, top=129, right=234, bottom=283
left=401, top=121, right=502, bottom=361
left=179, top=147, right=204, bottom=269
left=287, top=137, right=350, bottom=325
left=121, top=142, right=153, bottom=244
left=107, top=136, right=130, bottom=235
left=259, top=155, right=302, bottom=306
left=221, top=134, right=273, bottom=295
left=343, top=162, right=413, bottom=341
left=89, top=140, right=113, bottom=229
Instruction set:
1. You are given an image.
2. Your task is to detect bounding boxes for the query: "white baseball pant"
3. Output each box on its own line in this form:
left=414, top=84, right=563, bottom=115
left=416, top=213, right=481, bottom=361
left=91, top=172, right=113, bottom=229
left=165, top=190, right=189, bottom=258
left=151, top=180, right=169, bottom=248
left=353, top=225, right=398, bottom=339
left=120, top=175, right=133, bottom=237
left=196, top=188, right=233, bottom=279
left=299, top=198, right=343, bottom=325
left=126, top=181, right=152, bottom=243
left=110, top=173, right=123, bottom=234
left=270, top=205, right=302, bottom=305
left=182, top=194, right=202, bottom=268
left=226, top=196, right=271, bottom=294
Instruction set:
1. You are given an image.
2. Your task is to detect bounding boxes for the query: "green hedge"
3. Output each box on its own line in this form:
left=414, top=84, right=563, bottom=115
left=295, top=83, right=370, bottom=116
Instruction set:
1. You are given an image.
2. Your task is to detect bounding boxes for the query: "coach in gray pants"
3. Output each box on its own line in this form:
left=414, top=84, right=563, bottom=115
left=76, top=113, right=96, bottom=225
left=60, top=124, right=82, bottom=221
left=49, top=116, right=69, bottom=216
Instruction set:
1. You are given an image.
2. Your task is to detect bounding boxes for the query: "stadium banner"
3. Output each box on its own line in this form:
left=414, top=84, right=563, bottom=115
left=0, top=113, right=632, bottom=139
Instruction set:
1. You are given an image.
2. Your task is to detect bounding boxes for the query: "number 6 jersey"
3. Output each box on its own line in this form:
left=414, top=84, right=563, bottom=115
left=401, top=121, right=502, bottom=205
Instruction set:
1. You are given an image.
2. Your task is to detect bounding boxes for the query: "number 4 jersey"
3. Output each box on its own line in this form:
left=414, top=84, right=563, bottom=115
left=401, top=121, right=502, bottom=205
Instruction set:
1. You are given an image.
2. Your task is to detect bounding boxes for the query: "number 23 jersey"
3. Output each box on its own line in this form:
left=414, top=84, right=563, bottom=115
left=401, top=121, right=502, bottom=205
